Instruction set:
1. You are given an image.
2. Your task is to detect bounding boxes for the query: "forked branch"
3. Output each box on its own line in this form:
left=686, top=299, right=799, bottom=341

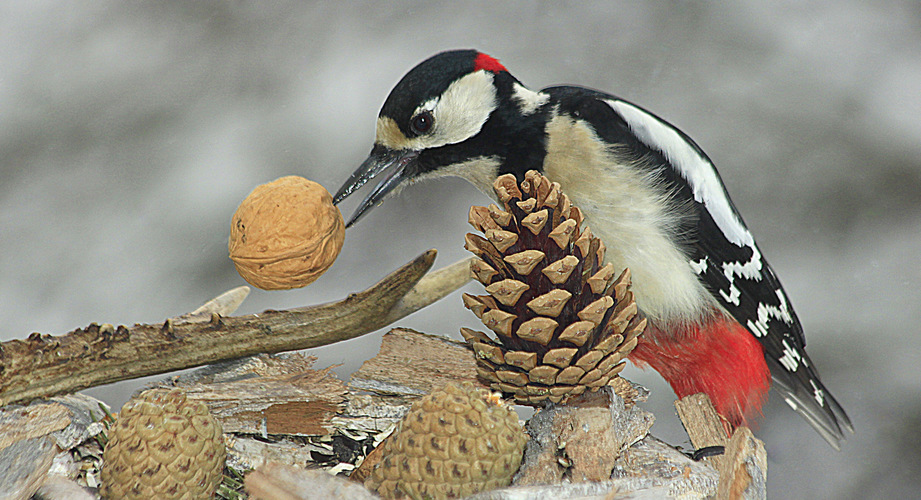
left=0, top=250, right=472, bottom=406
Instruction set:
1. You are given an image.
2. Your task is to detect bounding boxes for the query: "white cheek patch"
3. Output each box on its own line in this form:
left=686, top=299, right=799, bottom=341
left=426, top=71, right=497, bottom=148
left=375, top=71, right=498, bottom=152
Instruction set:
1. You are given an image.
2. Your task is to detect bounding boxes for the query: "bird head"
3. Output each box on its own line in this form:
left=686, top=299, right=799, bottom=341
left=333, top=49, right=550, bottom=226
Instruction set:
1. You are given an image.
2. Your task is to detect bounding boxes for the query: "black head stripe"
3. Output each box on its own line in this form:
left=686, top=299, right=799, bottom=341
left=380, top=49, right=482, bottom=136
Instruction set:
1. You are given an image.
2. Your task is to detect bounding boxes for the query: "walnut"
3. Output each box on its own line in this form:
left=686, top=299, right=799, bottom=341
left=229, top=176, right=344, bottom=290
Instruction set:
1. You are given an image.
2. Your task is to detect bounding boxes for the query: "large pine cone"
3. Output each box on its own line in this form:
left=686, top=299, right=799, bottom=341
left=100, top=387, right=226, bottom=499
left=365, top=381, right=528, bottom=500
left=462, top=171, right=646, bottom=405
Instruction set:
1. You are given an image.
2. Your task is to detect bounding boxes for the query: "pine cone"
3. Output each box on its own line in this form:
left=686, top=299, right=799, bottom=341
left=462, top=171, right=646, bottom=405
left=365, top=381, right=528, bottom=500
left=100, top=388, right=226, bottom=500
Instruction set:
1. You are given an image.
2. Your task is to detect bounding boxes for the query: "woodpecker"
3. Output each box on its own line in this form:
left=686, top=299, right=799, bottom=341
left=333, top=49, right=853, bottom=448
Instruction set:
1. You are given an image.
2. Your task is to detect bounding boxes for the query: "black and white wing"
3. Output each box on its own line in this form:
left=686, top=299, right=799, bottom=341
left=547, top=85, right=852, bottom=447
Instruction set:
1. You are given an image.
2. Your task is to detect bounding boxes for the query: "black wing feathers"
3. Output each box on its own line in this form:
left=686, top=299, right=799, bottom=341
left=543, top=85, right=852, bottom=446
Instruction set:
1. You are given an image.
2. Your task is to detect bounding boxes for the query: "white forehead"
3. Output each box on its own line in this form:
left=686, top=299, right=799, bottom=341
left=375, top=70, right=498, bottom=151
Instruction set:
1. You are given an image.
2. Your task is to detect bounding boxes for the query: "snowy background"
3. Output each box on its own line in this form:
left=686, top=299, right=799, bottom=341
left=2, top=2, right=919, bottom=498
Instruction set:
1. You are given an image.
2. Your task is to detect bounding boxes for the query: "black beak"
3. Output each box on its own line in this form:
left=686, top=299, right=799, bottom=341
left=333, top=146, right=420, bottom=227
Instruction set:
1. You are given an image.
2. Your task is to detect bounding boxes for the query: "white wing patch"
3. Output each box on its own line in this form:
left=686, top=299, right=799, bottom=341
left=605, top=100, right=755, bottom=248
left=778, top=338, right=803, bottom=372
left=746, top=288, right=794, bottom=339
left=810, top=379, right=826, bottom=406
left=513, top=83, right=549, bottom=115
left=690, top=257, right=708, bottom=275
left=722, top=244, right=763, bottom=280
left=718, top=245, right=764, bottom=306
left=720, top=284, right=741, bottom=306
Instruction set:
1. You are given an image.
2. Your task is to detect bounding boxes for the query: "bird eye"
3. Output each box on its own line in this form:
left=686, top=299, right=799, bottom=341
left=410, top=111, right=434, bottom=135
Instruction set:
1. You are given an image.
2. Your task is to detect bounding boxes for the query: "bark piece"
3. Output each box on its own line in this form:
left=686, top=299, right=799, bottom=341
left=246, top=462, right=377, bottom=500
left=515, top=385, right=654, bottom=486
left=349, top=328, right=481, bottom=397
left=178, top=354, right=347, bottom=436
left=717, top=426, right=767, bottom=500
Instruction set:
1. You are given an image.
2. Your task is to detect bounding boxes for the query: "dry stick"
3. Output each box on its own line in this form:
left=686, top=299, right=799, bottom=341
left=675, top=393, right=730, bottom=470
left=0, top=250, right=473, bottom=407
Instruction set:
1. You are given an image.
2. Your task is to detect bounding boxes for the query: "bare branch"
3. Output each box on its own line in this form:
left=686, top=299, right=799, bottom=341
left=0, top=250, right=472, bottom=406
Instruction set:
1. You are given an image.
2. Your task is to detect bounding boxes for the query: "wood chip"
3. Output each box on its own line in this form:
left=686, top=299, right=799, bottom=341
left=675, top=393, right=730, bottom=471
left=717, top=426, right=767, bottom=500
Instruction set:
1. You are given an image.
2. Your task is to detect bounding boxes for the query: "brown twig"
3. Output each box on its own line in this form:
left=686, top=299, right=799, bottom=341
left=676, top=393, right=767, bottom=499
left=675, top=393, right=731, bottom=450
left=0, top=250, right=473, bottom=407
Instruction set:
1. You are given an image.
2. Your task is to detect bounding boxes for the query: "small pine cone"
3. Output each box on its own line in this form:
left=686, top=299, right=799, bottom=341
left=100, top=388, right=226, bottom=500
left=461, top=170, right=646, bottom=405
left=366, top=382, right=528, bottom=500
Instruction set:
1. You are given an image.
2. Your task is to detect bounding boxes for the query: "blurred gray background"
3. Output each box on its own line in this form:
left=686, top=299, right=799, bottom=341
left=2, top=2, right=919, bottom=498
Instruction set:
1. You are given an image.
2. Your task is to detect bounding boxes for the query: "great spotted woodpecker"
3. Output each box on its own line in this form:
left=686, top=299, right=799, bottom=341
left=333, top=49, right=853, bottom=448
